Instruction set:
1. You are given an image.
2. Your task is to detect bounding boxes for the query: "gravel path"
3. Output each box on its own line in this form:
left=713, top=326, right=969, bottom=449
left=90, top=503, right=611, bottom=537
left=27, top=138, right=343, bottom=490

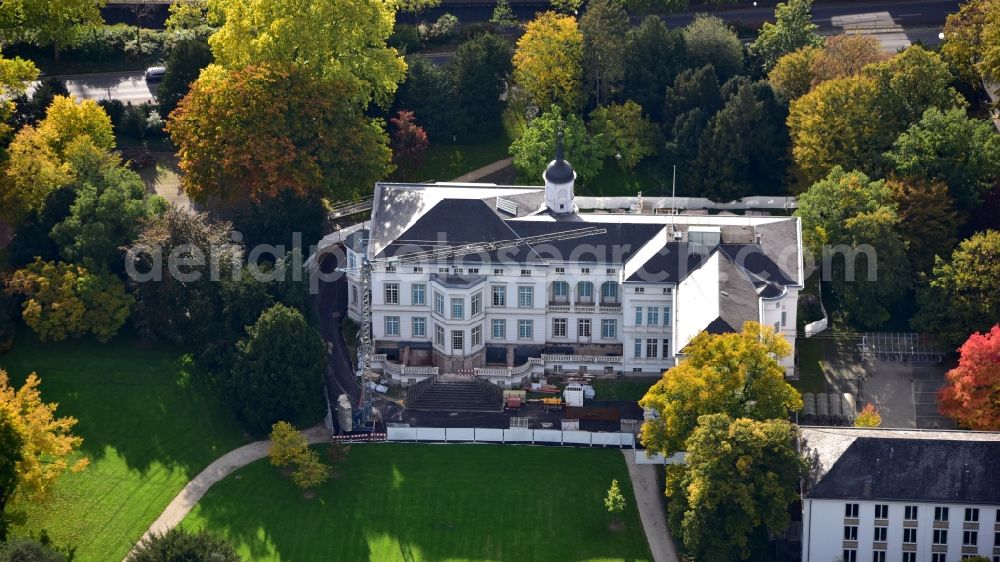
left=621, top=450, right=680, bottom=562
left=125, top=425, right=330, bottom=561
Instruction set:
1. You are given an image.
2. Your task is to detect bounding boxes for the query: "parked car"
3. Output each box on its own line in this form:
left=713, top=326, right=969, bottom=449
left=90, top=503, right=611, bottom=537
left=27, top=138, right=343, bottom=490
left=144, top=66, right=166, bottom=82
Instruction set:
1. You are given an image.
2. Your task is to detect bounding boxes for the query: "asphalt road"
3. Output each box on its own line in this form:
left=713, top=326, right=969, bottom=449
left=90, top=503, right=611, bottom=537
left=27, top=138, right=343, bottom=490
left=27, top=70, right=158, bottom=105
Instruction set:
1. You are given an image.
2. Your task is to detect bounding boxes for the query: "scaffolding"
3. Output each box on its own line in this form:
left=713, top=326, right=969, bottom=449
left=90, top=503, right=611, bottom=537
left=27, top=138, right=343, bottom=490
left=860, top=332, right=943, bottom=362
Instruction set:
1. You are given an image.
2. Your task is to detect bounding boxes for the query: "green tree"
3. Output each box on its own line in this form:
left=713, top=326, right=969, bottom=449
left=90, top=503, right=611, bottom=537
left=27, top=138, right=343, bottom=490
left=448, top=33, right=513, bottom=137
left=604, top=479, right=626, bottom=528
left=509, top=105, right=604, bottom=183
left=393, top=55, right=452, bottom=140
left=7, top=77, right=67, bottom=133
left=861, top=46, right=963, bottom=134
left=885, top=106, right=1000, bottom=211
left=6, top=259, right=132, bottom=342
left=269, top=421, right=308, bottom=468
left=664, top=65, right=722, bottom=128
left=0, top=371, right=87, bottom=539
left=168, top=64, right=392, bottom=204
left=682, top=15, right=744, bottom=82
left=914, top=230, right=1000, bottom=349
left=887, top=178, right=960, bottom=275
left=580, top=0, right=629, bottom=106
left=750, top=0, right=822, bottom=73
left=158, top=37, right=213, bottom=118
left=205, top=0, right=405, bottom=108
left=290, top=447, right=331, bottom=492
left=638, top=322, right=801, bottom=456
left=49, top=147, right=163, bottom=270
left=229, top=304, right=327, bottom=434
left=666, top=414, right=805, bottom=562
left=128, top=528, right=240, bottom=562
left=622, top=16, right=687, bottom=123
left=0, top=538, right=67, bottom=562
left=589, top=101, right=659, bottom=172
left=0, top=0, right=104, bottom=60
left=490, top=0, right=517, bottom=31
left=941, top=0, right=1000, bottom=101
left=795, top=167, right=911, bottom=327
left=513, top=12, right=584, bottom=111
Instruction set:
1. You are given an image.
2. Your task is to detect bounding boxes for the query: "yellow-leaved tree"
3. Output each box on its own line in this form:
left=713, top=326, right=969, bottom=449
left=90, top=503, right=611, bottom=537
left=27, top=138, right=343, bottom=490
left=513, top=11, right=583, bottom=112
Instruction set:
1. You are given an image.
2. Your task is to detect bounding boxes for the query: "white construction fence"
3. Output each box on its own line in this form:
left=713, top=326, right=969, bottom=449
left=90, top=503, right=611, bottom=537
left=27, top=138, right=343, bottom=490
left=386, top=425, right=635, bottom=447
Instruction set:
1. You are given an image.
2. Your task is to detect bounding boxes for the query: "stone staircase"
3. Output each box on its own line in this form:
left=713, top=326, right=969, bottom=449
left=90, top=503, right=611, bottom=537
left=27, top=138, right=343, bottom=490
left=405, top=375, right=502, bottom=412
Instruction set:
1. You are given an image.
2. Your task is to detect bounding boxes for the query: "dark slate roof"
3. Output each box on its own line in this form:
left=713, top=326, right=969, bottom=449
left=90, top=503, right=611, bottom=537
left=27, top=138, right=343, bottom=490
left=715, top=252, right=761, bottom=333
left=627, top=243, right=707, bottom=283
left=754, top=219, right=800, bottom=285
left=544, top=158, right=575, bottom=183
left=507, top=220, right=663, bottom=265
left=718, top=244, right=796, bottom=285
left=806, top=437, right=1000, bottom=504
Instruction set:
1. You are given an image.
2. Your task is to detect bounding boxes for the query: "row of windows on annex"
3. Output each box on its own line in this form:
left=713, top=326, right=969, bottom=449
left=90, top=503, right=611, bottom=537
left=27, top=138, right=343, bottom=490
left=841, top=551, right=999, bottom=562
left=345, top=256, right=624, bottom=282
left=365, top=281, right=626, bottom=314
left=382, top=316, right=622, bottom=344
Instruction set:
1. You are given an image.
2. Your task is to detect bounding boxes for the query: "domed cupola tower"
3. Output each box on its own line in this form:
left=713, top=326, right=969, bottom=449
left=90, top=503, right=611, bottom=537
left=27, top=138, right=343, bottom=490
left=544, top=131, right=576, bottom=215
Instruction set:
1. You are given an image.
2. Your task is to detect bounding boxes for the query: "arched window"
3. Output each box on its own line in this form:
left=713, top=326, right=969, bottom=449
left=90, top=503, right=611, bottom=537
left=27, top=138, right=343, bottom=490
left=601, top=281, right=618, bottom=300
left=577, top=281, right=593, bottom=300
left=552, top=281, right=569, bottom=299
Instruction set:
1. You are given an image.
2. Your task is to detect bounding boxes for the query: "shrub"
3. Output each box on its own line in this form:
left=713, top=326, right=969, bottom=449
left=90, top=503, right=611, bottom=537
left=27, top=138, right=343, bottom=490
left=389, top=24, right=423, bottom=53
left=128, top=528, right=239, bottom=562
left=420, top=13, right=460, bottom=43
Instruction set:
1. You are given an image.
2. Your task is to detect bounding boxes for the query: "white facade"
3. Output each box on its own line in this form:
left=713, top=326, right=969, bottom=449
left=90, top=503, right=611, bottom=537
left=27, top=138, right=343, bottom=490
left=803, top=499, right=1000, bottom=562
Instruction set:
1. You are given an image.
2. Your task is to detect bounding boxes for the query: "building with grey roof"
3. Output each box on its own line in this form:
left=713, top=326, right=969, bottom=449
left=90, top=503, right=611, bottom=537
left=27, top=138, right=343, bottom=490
left=799, top=426, right=1000, bottom=562
left=343, top=151, right=804, bottom=386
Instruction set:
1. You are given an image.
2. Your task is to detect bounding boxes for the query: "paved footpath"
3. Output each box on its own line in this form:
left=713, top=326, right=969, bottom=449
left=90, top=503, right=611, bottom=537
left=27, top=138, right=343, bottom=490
left=126, top=425, right=330, bottom=560
left=621, top=450, right=680, bottom=562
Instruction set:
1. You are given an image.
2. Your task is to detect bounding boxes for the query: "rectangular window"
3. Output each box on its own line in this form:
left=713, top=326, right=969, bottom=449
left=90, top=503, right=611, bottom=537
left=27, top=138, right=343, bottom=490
left=518, top=320, right=533, bottom=340
left=635, top=306, right=643, bottom=325
left=434, top=292, right=444, bottom=315
left=965, top=508, right=979, bottom=522
left=412, top=317, right=426, bottom=337
left=471, top=325, right=482, bottom=347
left=385, top=316, right=399, bottom=336
left=434, top=324, right=444, bottom=346
left=935, top=506, right=949, bottom=522
left=521, top=269, right=531, bottom=276
left=664, top=306, right=671, bottom=326
left=601, top=319, right=617, bottom=339
left=438, top=267, right=449, bottom=274
left=518, top=286, right=533, bottom=308
left=902, top=553, right=915, bottom=562
left=492, top=319, right=505, bottom=340
left=553, top=318, right=567, bottom=338
left=453, top=268, right=463, bottom=275
left=606, top=268, right=616, bottom=275
left=933, top=529, right=947, bottom=545
left=875, top=504, right=889, bottom=519
left=471, top=293, right=482, bottom=315
left=384, top=283, right=399, bottom=304
left=842, top=550, right=856, bottom=562
left=581, top=267, right=590, bottom=274
left=872, top=552, right=885, bottom=562
left=634, top=287, right=644, bottom=294
left=662, top=338, right=670, bottom=357
left=555, top=267, right=564, bottom=274
left=845, top=503, right=859, bottom=518
left=964, top=530, right=978, bottom=546
left=781, top=310, right=787, bottom=326
left=904, top=505, right=918, bottom=520
left=494, top=268, right=503, bottom=276
left=648, top=307, right=659, bottom=325
left=348, top=253, right=357, bottom=271
left=873, top=526, right=887, bottom=542
left=492, top=285, right=506, bottom=307
left=578, top=319, right=591, bottom=338
left=903, top=528, right=916, bottom=543
left=412, top=266, right=423, bottom=273
left=931, top=555, right=945, bottom=562
left=844, top=526, right=858, bottom=541
left=412, top=283, right=426, bottom=305
left=386, top=262, right=396, bottom=272
left=351, top=285, right=358, bottom=304
left=452, top=330, right=463, bottom=351
left=468, top=268, right=479, bottom=274
left=451, top=298, right=464, bottom=320
left=634, top=339, right=642, bottom=358
left=996, top=531, right=1000, bottom=546
left=646, top=338, right=658, bottom=358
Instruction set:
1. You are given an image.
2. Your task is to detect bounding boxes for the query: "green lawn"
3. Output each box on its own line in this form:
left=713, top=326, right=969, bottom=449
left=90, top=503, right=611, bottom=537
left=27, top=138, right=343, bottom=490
left=405, top=134, right=512, bottom=183
left=0, top=333, right=248, bottom=561
left=182, top=444, right=651, bottom=562
left=793, top=338, right=828, bottom=394
left=590, top=378, right=660, bottom=402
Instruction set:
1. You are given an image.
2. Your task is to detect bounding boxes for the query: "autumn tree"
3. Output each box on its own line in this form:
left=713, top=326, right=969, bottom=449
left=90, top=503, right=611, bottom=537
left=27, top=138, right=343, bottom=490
left=168, top=64, right=392, bottom=203
left=750, top=0, right=822, bottom=73
left=810, top=34, right=884, bottom=84
left=885, top=106, right=1000, bottom=211
left=854, top=403, right=883, bottom=427
left=914, top=230, right=1000, bottom=349
left=940, top=0, right=1000, bottom=100
left=0, top=371, right=87, bottom=538
left=0, top=0, right=104, bottom=59
left=767, top=45, right=819, bottom=101
left=682, top=15, right=744, bottom=82
left=604, top=479, right=626, bottom=528
left=5, top=259, right=132, bottom=342
left=389, top=110, right=428, bottom=179
left=269, top=421, right=308, bottom=468
left=795, top=167, right=911, bottom=327
left=509, top=105, right=604, bottom=183
left=589, top=101, right=659, bottom=172
left=0, top=52, right=39, bottom=146
left=887, top=178, right=960, bottom=274
left=862, top=46, right=963, bottom=134
left=227, top=304, right=327, bottom=434
left=638, top=322, right=801, bottom=456
left=513, top=12, right=584, bottom=111
left=164, top=0, right=212, bottom=31
left=666, top=414, right=805, bottom=561
left=622, top=16, right=687, bottom=123
left=580, top=0, right=629, bottom=106
left=938, top=325, right=1000, bottom=430
left=205, top=0, right=405, bottom=108
left=128, top=528, right=239, bottom=562
left=290, top=448, right=330, bottom=492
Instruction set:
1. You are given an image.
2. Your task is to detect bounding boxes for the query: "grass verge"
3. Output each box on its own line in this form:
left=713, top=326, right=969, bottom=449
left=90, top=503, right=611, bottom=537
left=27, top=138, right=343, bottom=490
left=793, top=337, right=827, bottom=394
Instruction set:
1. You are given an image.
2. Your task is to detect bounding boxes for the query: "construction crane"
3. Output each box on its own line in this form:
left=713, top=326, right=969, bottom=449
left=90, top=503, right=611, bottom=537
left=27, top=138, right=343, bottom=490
left=340, top=225, right=608, bottom=431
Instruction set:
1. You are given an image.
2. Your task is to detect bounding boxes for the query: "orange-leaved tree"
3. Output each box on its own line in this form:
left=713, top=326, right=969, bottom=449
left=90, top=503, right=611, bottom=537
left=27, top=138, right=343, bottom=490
left=939, top=325, right=1000, bottom=430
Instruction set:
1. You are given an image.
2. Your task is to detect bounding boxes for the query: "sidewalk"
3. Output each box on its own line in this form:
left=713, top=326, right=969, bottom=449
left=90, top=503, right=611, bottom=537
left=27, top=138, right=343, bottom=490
left=621, top=450, right=680, bottom=562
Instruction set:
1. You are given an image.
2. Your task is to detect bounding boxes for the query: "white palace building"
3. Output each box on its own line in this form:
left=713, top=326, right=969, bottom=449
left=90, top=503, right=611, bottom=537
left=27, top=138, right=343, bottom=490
left=343, top=147, right=805, bottom=388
